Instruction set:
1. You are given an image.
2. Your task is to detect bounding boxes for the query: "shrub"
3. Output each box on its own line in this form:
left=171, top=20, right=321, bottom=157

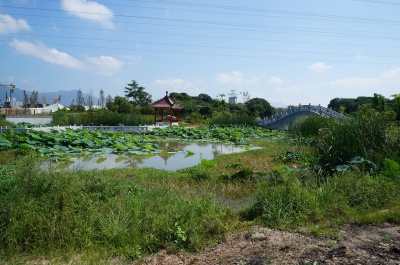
left=289, top=115, right=335, bottom=138
left=209, top=113, right=257, bottom=126
left=291, top=108, right=400, bottom=173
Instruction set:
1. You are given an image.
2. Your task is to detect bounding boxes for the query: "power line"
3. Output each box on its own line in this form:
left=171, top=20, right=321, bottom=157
left=1, top=39, right=398, bottom=65
left=3, top=3, right=400, bottom=27
left=48, top=0, right=400, bottom=25
left=351, top=0, right=400, bottom=5
left=3, top=13, right=400, bottom=43
left=3, top=31, right=400, bottom=60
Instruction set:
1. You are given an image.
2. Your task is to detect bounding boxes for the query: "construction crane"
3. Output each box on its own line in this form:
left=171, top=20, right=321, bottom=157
left=30, top=90, right=39, bottom=107
left=0, top=83, right=15, bottom=89
left=0, top=83, right=16, bottom=108
left=54, top=95, right=61, bottom=104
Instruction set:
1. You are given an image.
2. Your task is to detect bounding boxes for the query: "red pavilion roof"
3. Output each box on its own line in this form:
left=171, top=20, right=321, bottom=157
left=149, top=91, right=185, bottom=109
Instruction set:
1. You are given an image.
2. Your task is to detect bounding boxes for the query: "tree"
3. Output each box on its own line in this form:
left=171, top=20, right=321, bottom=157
left=106, top=96, right=133, bottom=113
left=88, top=89, right=93, bottom=110
left=240, top=91, right=251, bottom=103
left=124, top=80, right=152, bottom=108
left=106, top=94, right=112, bottom=105
left=77, top=88, right=84, bottom=107
left=391, top=94, right=400, bottom=124
left=196, top=93, right=213, bottom=104
left=169, top=92, right=191, bottom=102
left=245, top=98, right=275, bottom=118
left=372, top=93, right=388, bottom=112
left=99, top=89, right=105, bottom=107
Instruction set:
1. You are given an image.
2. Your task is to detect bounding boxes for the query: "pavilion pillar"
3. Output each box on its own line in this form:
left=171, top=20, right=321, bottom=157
left=161, top=109, right=164, bottom=122
left=169, top=108, right=172, bottom=125
left=153, top=108, right=157, bottom=124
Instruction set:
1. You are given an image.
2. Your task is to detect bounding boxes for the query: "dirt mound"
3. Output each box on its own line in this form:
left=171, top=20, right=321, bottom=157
left=137, top=223, right=400, bottom=265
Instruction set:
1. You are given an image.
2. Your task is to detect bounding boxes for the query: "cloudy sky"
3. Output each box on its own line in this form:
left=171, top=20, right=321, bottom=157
left=1, top=0, right=400, bottom=107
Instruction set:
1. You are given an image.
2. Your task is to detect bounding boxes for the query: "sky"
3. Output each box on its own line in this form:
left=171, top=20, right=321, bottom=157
left=1, top=0, right=400, bottom=107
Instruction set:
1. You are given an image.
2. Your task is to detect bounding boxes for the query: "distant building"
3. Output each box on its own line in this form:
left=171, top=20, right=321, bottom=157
left=228, top=96, right=237, bottom=104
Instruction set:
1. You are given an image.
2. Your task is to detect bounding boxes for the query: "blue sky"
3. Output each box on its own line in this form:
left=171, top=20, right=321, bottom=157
left=1, top=0, right=400, bottom=107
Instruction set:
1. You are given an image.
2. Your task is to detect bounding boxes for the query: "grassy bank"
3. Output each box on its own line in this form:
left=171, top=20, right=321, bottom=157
left=1, top=118, right=400, bottom=264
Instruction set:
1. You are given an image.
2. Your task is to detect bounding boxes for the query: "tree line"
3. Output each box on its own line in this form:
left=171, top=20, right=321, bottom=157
left=72, top=80, right=277, bottom=121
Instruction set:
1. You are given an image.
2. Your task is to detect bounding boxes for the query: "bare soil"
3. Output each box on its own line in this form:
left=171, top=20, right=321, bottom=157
left=136, top=223, right=400, bottom=265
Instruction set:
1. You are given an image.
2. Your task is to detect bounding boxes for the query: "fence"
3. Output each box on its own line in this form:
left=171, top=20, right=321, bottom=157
left=0, top=108, right=53, bottom=115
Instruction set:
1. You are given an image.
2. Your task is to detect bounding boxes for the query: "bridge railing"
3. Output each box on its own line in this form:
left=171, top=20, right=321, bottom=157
left=258, top=104, right=346, bottom=125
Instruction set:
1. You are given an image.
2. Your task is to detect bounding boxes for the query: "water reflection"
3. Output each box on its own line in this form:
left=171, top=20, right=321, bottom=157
left=43, top=141, right=259, bottom=171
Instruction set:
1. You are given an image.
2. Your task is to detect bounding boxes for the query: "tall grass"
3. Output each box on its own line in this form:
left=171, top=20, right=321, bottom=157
left=247, top=171, right=400, bottom=233
left=289, top=108, right=400, bottom=172
left=0, top=158, right=235, bottom=260
left=288, top=115, right=335, bottom=138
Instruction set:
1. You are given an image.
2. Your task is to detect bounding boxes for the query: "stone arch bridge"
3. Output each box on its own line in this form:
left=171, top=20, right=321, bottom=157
left=257, top=104, right=346, bottom=130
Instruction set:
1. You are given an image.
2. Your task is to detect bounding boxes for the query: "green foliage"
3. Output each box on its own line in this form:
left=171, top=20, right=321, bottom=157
left=124, top=80, right=152, bottom=108
left=52, top=111, right=152, bottom=126
left=328, top=96, right=373, bottom=114
left=209, top=112, right=257, bottom=126
left=383, top=159, right=400, bottom=180
left=372, top=93, right=388, bottom=112
left=248, top=171, right=400, bottom=229
left=106, top=96, right=133, bottom=113
left=333, top=173, right=399, bottom=210
left=292, top=108, right=400, bottom=173
left=0, top=129, right=158, bottom=159
left=148, top=125, right=278, bottom=145
left=0, top=115, right=13, bottom=127
left=245, top=98, right=276, bottom=118
left=0, top=159, right=233, bottom=259
left=289, top=115, right=335, bottom=138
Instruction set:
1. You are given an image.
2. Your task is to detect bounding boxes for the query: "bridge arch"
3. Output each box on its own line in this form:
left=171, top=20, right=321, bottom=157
left=257, top=104, right=345, bottom=130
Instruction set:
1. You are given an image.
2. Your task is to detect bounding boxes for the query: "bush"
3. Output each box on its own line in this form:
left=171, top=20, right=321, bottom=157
left=209, top=113, right=257, bottom=126
left=290, top=108, right=400, bottom=173
left=52, top=111, right=153, bottom=126
left=289, top=115, right=335, bottom=138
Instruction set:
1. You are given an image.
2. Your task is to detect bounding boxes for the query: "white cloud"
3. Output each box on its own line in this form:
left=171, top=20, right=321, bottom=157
left=381, top=67, right=400, bottom=79
left=308, top=62, right=332, bottom=72
left=267, top=76, right=284, bottom=85
left=86, top=55, right=123, bottom=75
left=154, top=78, right=201, bottom=94
left=216, top=71, right=258, bottom=85
left=61, top=0, right=115, bottom=29
left=9, top=39, right=123, bottom=75
left=330, top=77, right=378, bottom=88
left=9, top=39, right=84, bottom=69
left=0, top=14, right=30, bottom=35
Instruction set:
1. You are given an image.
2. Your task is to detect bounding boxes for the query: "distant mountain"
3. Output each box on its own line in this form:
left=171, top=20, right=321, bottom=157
left=1, top=88, right=99, bottom=107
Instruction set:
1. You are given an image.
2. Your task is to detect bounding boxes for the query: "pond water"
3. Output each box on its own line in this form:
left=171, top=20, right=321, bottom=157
left=43, top=141, right=260, bottom=171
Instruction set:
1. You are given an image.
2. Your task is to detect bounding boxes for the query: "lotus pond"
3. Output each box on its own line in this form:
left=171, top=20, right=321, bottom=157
left=0, top=125, right=280, bottom=171
left=42, top=141, right=261, bottom=171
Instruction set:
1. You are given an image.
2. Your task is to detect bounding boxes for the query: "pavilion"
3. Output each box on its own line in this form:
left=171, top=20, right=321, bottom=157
left=148, top=91, right=185, bottom=125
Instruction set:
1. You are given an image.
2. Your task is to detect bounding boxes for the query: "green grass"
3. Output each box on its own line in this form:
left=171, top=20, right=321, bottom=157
left=1, top=122, right=400, bottom=264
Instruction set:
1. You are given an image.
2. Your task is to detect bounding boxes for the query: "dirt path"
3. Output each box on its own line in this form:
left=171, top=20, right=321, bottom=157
left=136, top=223, right=400, bottom=265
